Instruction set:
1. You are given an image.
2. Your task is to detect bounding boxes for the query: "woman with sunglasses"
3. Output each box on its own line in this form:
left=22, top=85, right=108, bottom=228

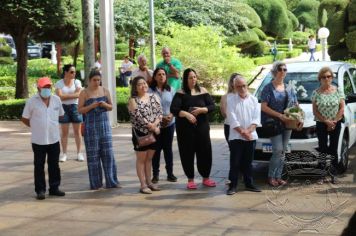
left=260, top=61, right=299, bottom=187
left=55, top=64, right=84, bottom=162
left=312, top=67, right=345, bottom=184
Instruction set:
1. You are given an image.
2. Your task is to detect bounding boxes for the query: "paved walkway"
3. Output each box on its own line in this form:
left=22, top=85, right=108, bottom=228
left=0, top=121, right=355, bottom=236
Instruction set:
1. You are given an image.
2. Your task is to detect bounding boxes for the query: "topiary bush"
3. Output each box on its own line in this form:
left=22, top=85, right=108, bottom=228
left=0, top=76, right=16, bottom=87
left=345, top=31, right=356, bottom=53
left=0, top=99, right=25, bottom=120
left=241, top=41, right=265, bottom=56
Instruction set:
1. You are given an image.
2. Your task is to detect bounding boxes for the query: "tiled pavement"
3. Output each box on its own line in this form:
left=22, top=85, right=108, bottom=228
left=0, top=121, right=355, bottom=236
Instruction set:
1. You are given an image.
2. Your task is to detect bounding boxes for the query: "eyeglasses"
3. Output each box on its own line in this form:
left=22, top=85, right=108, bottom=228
left=277, top=68, right=287, bottom=72
left=321, top=75, right=333, bottom=79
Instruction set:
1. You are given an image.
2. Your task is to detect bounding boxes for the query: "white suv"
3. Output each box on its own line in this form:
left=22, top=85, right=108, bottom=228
left=254, top=61, right=356, bottom=173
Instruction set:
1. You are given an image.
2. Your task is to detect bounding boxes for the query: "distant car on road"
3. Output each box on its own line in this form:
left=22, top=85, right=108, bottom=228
left=254, top=61, right=356, bottom=174
left=0, top=34, right=17, bottom=60
left=27, top=41, right=42, bottom=59
left=41, top=42, right=52, bottom=59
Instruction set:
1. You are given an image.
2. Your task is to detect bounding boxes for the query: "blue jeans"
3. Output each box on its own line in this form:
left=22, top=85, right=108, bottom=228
left=309, top=48, right=315, bottom=61
left=152, top=124, right=175, bottom=176
left=268, top=130, right=292, bottom=178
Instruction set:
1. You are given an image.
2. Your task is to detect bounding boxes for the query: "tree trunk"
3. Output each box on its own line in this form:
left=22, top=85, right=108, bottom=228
left=81, top=0, right=95, bottom=84
left=13, top=34, right=29, bottom=99
left=73, top=41, right=80, bottom=68
left=94, top=26, right=100, bottom=59
left=129, top=36, right=135, bottom=59
left=56, top=43, right=62, bottom=77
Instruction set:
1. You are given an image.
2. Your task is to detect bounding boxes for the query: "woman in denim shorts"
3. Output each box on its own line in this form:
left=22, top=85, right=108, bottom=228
left=55, top=64, right=84, bottom=162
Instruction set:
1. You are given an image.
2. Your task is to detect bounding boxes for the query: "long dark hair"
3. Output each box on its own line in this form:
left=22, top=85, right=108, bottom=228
left=130, top=76, right=146, bottom=98
left=150, top=68, right=171, bottom=92
left=63, top=64, right=75, bottom=73
left=182, top=68, right=200, bottom=94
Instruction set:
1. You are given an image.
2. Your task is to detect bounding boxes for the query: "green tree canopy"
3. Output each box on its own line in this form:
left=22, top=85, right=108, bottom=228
left=293, top=0, right=320, bottom=30
left=245, top=0, right=296, bottom=38
left=0, top=0, right=81, bottom=98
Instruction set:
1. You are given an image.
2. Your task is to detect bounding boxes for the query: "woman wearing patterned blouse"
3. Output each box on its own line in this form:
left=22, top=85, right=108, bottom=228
left=170, top=68, right=216, bottom=190
left=78, top=69, right=120, bottom=190
left=312, top=66, right=345, bottom=184
left=260, top=62, right=300, bottom=187
left=128, top=76, right=162, bottom=194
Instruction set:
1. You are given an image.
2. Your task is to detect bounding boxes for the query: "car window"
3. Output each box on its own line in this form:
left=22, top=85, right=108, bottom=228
left=350, top=68, right=356, bottom=89
left=255, top=72, right=338, bottom=104
left=343, top=71, right=354, bottom=96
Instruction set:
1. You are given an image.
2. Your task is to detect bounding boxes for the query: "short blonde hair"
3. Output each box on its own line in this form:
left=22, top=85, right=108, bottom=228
left=317, top=66, right=333, bottom=81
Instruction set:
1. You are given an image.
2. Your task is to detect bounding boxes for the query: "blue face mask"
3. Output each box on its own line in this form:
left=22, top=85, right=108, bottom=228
left=40, top=88, right=51, bottom=98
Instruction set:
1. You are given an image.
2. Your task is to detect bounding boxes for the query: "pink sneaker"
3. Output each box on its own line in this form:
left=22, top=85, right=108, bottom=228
left=202, top=179, right=216, bottom=187
left=187, top=181, right=197, bottom=190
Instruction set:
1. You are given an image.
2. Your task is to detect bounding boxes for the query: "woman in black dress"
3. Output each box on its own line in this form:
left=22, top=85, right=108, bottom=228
left=170, top=68, right=216, bottom=189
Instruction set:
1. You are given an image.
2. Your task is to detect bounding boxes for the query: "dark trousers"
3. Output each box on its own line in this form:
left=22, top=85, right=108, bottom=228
left=228, top=139, right=256, bottom=188
left=119, top=71, right=131, bottom=87
left=316, top=121, right=341, bottom=176
left=32, top=142, right=61, bottom=193
left=177, top=124, right=212, bottom=179
left=224, top=124, right=231, bottom=150
left=152, top=124, right=175, bottom=177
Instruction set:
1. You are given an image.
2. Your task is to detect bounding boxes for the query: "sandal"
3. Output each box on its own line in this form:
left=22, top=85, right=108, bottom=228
left=140, top=187, right=152, bottom=194
left=147, top=184, right=161, bottom=191
left=202, top=179, right=216, bottom=187
left=268, top=178, right=278, bottom=187
left=187, top=181, right=198, bottom=190
left=276, top=179, right=287, bottom=186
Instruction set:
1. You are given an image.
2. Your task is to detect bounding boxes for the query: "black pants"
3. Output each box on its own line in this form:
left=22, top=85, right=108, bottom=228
left=316, top=121, right=341, bottom=176
left=177, top=123, right=212, bottom=179
left=152, top=124, right=175, bottom=177
left=228, top=139, right=256, bottom=188
left=32, top=142, right=61, bottom=193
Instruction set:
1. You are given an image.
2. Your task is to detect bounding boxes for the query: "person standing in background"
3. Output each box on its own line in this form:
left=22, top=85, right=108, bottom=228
left=156, top=47, right=183, bottom=92
left=308, top=35, right=317, bottom=61
left=55, top=64, right=84, bottom=162
left=132, top=54, right=153, bottom=84
left=119, top=56, right=133, bottom=87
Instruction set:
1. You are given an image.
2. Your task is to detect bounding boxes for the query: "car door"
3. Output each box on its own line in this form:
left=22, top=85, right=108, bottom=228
left=343, top=67, right=356, bottom=145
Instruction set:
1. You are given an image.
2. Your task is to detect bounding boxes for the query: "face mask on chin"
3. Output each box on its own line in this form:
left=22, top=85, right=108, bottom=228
left=40, top=88, right=51, bottom=98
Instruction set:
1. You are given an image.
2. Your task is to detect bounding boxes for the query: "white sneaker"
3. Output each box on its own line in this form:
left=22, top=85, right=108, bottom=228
left=77, top=153, right=85, bottom=162
left=59, top=153, right=67, bottom=162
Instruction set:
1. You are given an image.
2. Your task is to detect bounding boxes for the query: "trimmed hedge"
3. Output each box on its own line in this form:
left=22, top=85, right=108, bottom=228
left=0, top=87, right=15, bottom=100
left=0, top=99, right=26, bottom=119
left=0, top=57, right=14, bottom=65
left=0, top=89, right=225, bottom=123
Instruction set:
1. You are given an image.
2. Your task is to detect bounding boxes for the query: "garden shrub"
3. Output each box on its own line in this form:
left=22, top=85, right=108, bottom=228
left=0, top=87, right=14, bottom=100
left=0, top=45, right=11, bottom=57
left=345, top=31, right=356, bottom=53
left=0, top=99, right=26, bottom=120
left=253, top=55, right=274, bottom=65
left=252, top=28, right=267, bottom=40
left=27, top=59, right=59, bottom=79
left=241, top=41, right=265, bottom=56
left=0, top=57, right=14, bottom=65
left=0, top=76, right=16, bottom=87
left=286, top=49, right=302, bottom=58
left=226, top=29, right=259, bottom=48
left=293, top=0, right=320, bottom=30
left=154, top=24, right=256, bottom=90
left=328, top=43, right=349, bottom=60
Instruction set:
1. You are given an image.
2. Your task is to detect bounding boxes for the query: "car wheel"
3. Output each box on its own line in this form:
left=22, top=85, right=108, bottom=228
left=337, top=136, right=349, bottom=173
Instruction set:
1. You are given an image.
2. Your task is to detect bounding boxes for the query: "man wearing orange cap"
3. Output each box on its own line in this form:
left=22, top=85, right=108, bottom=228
left=21, top=77, right=66, bottom=200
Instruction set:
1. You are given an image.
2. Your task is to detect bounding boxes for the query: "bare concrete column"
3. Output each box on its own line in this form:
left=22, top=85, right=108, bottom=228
left=99, top=0, right=117, bottom=125
left=82, top=0, right=95, bottom=83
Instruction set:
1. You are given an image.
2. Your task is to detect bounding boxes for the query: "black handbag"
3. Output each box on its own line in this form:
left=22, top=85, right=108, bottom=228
left=262, top=118, right=283, bottom=137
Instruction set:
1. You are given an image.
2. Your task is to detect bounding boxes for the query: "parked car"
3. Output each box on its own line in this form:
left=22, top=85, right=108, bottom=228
left=27, top=41, right=42, bottom=59
left=0, top=34, right=17, bottom=60
left=41, top=42, right=52, bottom=59
left=254, top=61, right=356, bottom=174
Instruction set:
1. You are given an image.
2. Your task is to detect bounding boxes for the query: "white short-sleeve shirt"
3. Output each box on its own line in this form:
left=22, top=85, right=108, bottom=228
left=55, top=79, right=82, bottom=104
left=131, top=68, right=153, bottom=81
left=22, top=94, right=64, bottom=145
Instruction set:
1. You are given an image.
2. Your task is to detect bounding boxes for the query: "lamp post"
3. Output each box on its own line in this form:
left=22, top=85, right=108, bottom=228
left=50, top=42, right=57, bottom=64
left=318, top=27, right=330, bottom=61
